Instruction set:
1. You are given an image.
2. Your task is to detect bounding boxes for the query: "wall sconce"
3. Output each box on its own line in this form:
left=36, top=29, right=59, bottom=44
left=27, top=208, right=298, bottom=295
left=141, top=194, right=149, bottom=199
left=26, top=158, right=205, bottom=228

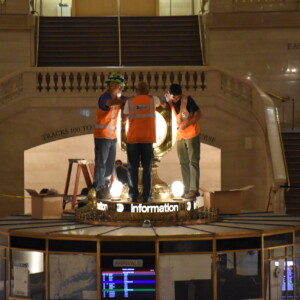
left=0, top=0, right=6, bottom=5
left=286, top=67, right=298, bottom=74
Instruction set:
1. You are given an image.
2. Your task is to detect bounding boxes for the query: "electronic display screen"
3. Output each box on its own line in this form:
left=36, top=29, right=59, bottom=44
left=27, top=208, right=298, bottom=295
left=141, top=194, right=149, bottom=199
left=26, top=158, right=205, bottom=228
left=101, top=268, right=156, bottom=299
left=282, top=261, right=294, bottom=298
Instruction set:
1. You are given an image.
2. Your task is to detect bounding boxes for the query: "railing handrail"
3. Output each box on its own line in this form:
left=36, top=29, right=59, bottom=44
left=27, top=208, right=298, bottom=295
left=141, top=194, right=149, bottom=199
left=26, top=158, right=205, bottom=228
left=197, top=0, right=207, bottom=66
left=34, top=12, right=40, bottom=67
left=117, top=0, right=122, bottom=66
left=275, top=107, right=291, bottom=189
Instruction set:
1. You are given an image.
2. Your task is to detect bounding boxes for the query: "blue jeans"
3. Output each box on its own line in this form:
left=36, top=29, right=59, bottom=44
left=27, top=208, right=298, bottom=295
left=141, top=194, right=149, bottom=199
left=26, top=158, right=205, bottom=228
left=127, top=143, right=154, bottom=201
left=93, top=138, right=116, bottom=191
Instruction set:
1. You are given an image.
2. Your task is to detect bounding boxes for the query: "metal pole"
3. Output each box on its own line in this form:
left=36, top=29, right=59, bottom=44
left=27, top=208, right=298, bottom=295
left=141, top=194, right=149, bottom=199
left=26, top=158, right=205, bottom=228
left=117, top=0, right=122, bottom=66
left=292, top=98, right=295, bottom=130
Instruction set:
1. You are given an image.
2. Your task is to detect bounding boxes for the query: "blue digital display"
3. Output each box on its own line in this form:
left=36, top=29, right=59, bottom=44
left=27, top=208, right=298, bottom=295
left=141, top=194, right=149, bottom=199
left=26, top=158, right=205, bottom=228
left=282, top=261, right=294, bottom=298
left=101, top=268, right=156, bottom=299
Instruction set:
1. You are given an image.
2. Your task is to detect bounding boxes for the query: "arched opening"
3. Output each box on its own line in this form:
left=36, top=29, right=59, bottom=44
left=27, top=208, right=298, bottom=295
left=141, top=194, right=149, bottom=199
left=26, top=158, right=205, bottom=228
left=24, top=134, right=221, bottom=214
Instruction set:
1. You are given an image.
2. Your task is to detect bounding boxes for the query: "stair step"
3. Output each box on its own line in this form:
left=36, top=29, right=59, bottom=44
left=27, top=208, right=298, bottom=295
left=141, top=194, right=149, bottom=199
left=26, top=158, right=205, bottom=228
left=286, top=208, right=300, bottom=215
left=38, top=15, right=202, bottom=67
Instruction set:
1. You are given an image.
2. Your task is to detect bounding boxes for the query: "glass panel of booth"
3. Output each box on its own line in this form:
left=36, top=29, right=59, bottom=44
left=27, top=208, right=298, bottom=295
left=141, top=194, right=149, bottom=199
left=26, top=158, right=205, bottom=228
left=295, top=230, right=300, bottom=300
left=159, top=254, right=213, bottom=300
left=0, top=247, right=8, bottom=300
left=49, top=253, right=97, bottom=300
left=264, top=245, right=296, bottom=300
left=10, top=250, right=45, bottom=300
left=217, top=250, right=262, bottom=300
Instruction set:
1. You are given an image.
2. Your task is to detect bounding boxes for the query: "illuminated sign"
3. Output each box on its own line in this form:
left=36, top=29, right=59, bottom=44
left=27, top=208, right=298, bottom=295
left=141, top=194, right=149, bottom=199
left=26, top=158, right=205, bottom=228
left=131, top=203, right=179, bottom=213
left=96, top=201, right=199, bottom=213
left=113, top=259, right=143, bottom=267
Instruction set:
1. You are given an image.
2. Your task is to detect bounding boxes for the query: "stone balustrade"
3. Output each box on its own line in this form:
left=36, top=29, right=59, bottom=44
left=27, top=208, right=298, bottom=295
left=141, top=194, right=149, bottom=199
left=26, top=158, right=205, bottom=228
left=0, top=66, right=253, bottom=105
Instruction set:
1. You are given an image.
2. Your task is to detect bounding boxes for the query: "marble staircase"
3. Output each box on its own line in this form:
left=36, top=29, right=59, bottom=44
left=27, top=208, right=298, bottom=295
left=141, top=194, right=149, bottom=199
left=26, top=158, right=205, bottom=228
left=282, top=132, right=300, bottom=215
left=38, top=16, right=202, bottom=67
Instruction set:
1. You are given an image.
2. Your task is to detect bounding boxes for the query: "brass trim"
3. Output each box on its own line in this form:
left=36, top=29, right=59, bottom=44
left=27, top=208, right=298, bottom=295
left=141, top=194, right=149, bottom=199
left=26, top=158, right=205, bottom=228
left=97, top=241, right=100, bottom=300
left=45, top=239, right=49, bottom=300
left=197, top=1, right=206, bottom=65
left=10, top=247, right=45, bottom=253
left=212, top=237, right=217, bottom=300
left=35, top=14, right=40, bottom=67
left=48, top=251, right=97, bottom=255
left=159, top=251, right=213, bottom=256
left=101, top=253, right=155, bottom=256
left=261, top=236, right=265, bottom=300
left=155, top=239, right=159, bottom=300
left=263, top=244, right=294, bottom=251
left=292, top=232, right=296, bottom=300
left=8, top=232, right=11, bottom=297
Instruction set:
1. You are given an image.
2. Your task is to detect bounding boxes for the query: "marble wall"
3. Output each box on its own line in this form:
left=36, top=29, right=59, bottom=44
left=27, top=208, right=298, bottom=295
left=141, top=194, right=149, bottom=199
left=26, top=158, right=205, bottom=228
left=204, top=9, right=300, bottom=129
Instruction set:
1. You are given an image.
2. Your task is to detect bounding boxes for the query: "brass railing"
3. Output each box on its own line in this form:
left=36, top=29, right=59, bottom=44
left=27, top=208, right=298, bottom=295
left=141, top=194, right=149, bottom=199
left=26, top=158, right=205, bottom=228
left=265, top=91, right=291, bottom=190
left=197, top=0, right=207, bottom=65
left=117, top=0, right=122, bottom=66
left=265, top=91, right=295, bottom=130
left=34, top=13, right=40, bottom=67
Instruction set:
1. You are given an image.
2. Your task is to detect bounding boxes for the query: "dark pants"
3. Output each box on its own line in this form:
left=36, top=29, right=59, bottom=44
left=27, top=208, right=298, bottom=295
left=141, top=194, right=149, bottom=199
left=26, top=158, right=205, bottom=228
left=177, top=134, right=201, bottom=192
left=127, top=143, right=154, bottom=202
left=93, top=137, right=116, bottom=191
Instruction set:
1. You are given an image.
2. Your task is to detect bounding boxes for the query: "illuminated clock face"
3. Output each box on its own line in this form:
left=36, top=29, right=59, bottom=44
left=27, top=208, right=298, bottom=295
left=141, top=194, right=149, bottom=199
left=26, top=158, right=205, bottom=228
left=154, top=112, right=167, bottom=148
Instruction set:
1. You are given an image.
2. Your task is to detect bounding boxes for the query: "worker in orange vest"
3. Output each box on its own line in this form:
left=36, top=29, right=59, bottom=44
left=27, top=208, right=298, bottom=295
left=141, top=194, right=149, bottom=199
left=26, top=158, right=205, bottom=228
left=123, top=82, right=163, bottom=203
left=164, top=83, right=202, bottom=200
left=93, top=73, right=127, bottom=200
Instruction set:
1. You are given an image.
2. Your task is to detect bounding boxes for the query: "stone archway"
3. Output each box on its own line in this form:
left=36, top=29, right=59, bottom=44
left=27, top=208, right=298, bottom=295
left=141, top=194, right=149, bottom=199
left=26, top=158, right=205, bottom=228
left=24, top=134, right=221, bottom=214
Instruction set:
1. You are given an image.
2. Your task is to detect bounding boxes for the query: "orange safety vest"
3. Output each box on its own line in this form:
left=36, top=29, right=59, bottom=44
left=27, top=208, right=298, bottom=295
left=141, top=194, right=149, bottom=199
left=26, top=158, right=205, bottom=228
left=126, top=95, right=156, bottom=143
left=94, top=93, right=121, bottom=139
left=170, top=95, right=200, bottom=140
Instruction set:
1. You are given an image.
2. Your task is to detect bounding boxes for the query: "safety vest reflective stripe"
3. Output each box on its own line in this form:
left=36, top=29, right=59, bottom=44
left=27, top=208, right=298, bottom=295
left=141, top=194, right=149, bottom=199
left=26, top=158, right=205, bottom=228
left=129, top=113, right=155, bottom=119
left=95, top=124, right=117, bottom=130
left=128, top=96, right=155, bottom=119
left=94, top=92, right=120, bottom=139
left=126, top=95, right=156, bottom=143
left=170, top=95, right=200, bottom=140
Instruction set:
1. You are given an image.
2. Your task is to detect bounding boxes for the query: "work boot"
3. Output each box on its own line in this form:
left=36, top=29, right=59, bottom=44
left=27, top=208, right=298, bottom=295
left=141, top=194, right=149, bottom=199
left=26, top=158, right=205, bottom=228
left=181, top=191, right=189, bottom=198
left=184, top=190, right=198, bottom=200
left=96, top=186, right=111, bottom=200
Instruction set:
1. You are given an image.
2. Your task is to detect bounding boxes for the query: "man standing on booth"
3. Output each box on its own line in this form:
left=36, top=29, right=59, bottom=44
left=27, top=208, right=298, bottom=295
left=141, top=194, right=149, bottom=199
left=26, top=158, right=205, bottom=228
left=164, top=83, right=202, bottom=200
left=93, top=73, right=127, bottom=199
left=123, top=82, right=162, bottom=203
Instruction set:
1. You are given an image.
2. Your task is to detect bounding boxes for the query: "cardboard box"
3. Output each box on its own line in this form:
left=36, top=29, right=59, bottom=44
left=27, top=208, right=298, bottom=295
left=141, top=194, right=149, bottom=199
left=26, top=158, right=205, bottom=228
left=26, top=189, right=63, bottom=219
left=203, top=185, right=253, bottom=214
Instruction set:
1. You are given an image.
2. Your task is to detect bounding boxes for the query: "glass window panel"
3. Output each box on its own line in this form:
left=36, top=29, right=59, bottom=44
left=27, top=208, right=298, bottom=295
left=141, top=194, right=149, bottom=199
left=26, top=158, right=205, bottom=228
left=217, top=251, right=262, bottom=300
left=10, top=250, right=45, bottom=300
left=286, top=246, right=293, bottom=256
left=264, top=249, right=270, bottom=259
left=49, top=254, right=97, bottom=300
left=159, top=254, right=212, bottom=300
left=0, top=234, right=8, bottom=247
left=272, top=247, right=286, bottom=258
left=267, top=259, right=295, bottom=300
left=295, top=241, right=300, bottom=299
left=0, top=248, right=8, bottom=300
left=264, top=233, right=293, bottom=248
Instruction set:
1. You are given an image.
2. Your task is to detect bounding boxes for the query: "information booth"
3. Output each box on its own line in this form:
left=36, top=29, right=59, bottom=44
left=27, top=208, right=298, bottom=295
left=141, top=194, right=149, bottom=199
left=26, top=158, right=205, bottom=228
left=0, top=212, right=300, bottom=300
